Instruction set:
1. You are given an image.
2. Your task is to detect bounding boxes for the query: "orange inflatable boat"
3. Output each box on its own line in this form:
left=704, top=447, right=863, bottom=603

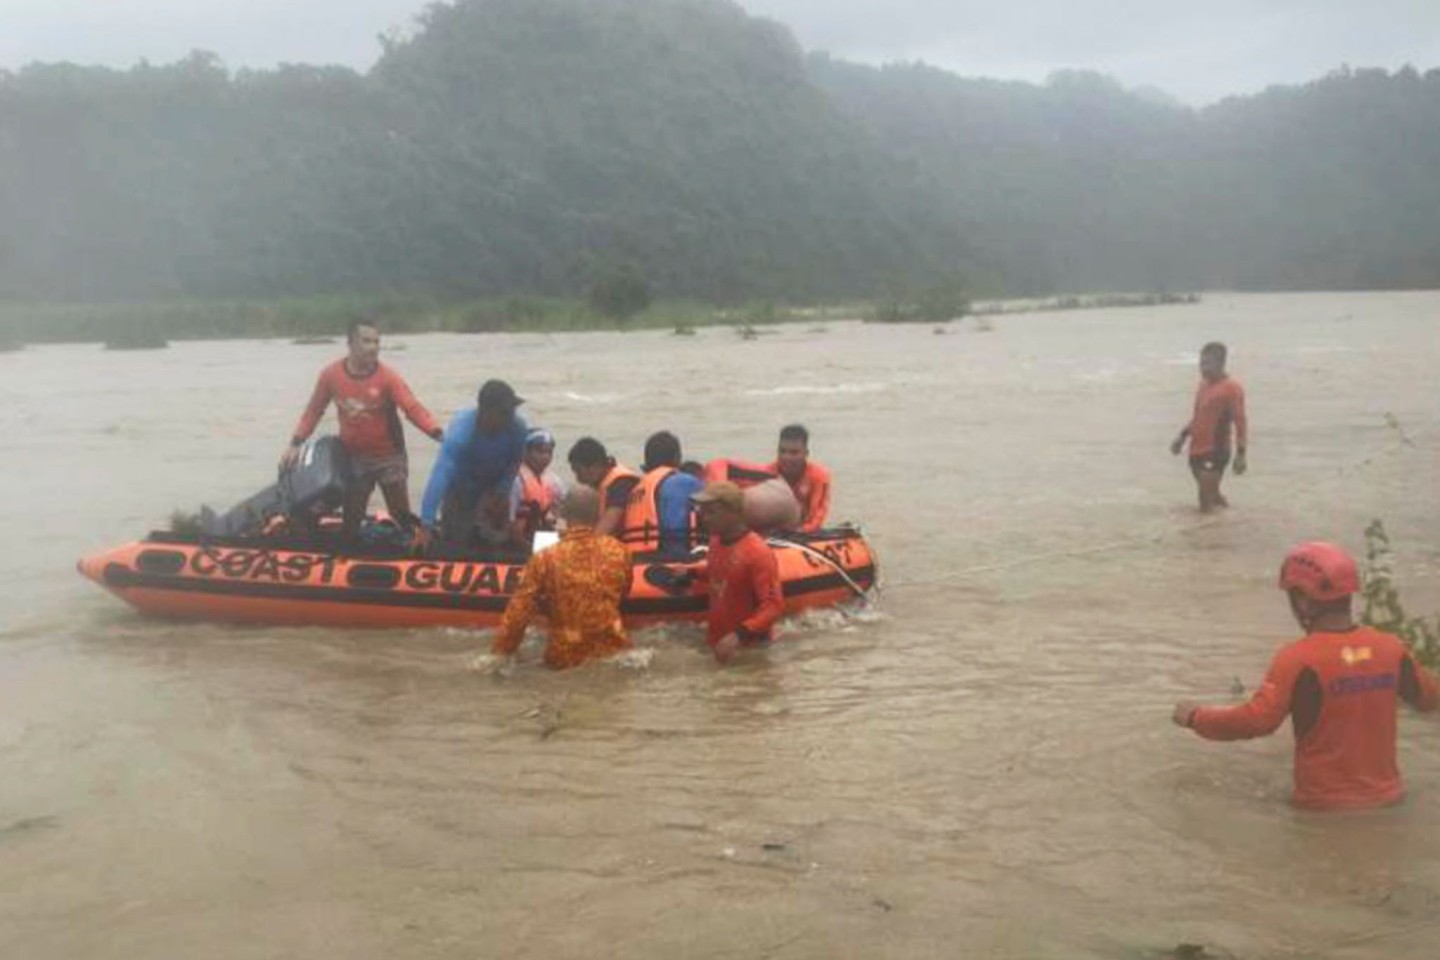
left=77, top=526, right=877, bottom=630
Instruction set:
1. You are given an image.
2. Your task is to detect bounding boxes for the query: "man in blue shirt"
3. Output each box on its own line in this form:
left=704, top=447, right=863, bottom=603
left=642, top=431, right=704, bottom=557
left=421, top=379, right=529, bottom=547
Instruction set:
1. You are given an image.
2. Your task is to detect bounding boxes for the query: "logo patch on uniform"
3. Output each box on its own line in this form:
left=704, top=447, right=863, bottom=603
left=1340, top=646, right=1373, bottom=666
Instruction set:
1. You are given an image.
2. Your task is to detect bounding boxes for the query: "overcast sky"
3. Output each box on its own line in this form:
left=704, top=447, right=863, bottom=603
left=2, top=0, right=1437, bottom=105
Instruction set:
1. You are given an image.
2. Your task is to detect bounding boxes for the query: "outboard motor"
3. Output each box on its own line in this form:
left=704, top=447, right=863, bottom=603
left=199, top=436, right=352, bottom=537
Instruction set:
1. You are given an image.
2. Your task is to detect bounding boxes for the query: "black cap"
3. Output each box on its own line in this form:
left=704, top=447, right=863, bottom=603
left=476, top=379, right=523, bottom=411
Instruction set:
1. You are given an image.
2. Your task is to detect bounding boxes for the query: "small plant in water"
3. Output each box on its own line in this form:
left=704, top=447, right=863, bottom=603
left=1361, top=519, right=1440, bottom=669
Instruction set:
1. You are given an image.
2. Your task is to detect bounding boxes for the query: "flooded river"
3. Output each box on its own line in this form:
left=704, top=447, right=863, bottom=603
left=2, top=292, right=1439, bottom=959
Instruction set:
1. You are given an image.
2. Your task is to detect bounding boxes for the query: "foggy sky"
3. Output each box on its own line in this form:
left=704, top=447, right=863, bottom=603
left=2, top=0, right=1438, bottom=105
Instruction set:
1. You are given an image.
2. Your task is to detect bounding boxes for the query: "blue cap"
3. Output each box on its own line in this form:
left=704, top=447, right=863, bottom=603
left=526, top=427, right=555, bottom=448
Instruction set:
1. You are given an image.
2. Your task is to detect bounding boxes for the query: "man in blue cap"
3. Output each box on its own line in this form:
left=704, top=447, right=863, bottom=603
left=421, top=379, right=529, bottom=547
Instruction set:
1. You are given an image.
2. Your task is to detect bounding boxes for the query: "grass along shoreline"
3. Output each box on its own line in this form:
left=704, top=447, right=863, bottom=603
left=0, top=290, right=1202, bottom=349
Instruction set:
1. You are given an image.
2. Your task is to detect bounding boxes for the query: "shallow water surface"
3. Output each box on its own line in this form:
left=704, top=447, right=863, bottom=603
left=2, top=292, right=1439, bottom=958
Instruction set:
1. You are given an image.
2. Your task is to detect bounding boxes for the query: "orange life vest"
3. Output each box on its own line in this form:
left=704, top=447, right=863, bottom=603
left=596, top=461, right=641, bottom=531
left=618, top=465, right=699, bottom=550
left=515, top=464, right=557, bottom=537
left=702, top=458, right=777, bottom=489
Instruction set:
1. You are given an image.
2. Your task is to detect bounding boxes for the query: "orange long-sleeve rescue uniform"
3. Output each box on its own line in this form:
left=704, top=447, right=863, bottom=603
left=1191, top=626, right=1439, bottom=810
left=292, top=359, right=441, bottom=460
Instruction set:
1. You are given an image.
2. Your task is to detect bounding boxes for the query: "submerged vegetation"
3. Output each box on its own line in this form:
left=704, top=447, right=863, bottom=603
left=1361, top=520, right=1440, bottom=669
left=971, top=292, right=1200, bottom=316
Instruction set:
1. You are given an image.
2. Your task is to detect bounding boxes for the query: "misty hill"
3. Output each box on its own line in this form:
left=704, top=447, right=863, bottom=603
left=0, top=0, right=1437, bottom=305
left=813, top=59, right=1440, bottom=293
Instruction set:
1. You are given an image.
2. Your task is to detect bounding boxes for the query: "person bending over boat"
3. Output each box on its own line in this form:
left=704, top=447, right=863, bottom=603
left=281, top=318, right=444, bottom=540
left=637, top=431, right=704, bottom=556
left=771, top=423, right=831, bottom=532
left=490, top=487, right=632, bottom=670
left=691, top=481, right=784, bottom=665
left=420, top=379, right=528, bottom=548
left=1170, top=342, right=1247, bottom=513
left=510, top=427, right=567, bottom=545
left=567, top=437, right=641, bottom=542
left=1173, top=541, right=1439, bottom=811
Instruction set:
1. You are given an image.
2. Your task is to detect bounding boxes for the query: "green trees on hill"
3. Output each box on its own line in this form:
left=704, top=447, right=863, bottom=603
left=0, top=0, right=1437, bottom=310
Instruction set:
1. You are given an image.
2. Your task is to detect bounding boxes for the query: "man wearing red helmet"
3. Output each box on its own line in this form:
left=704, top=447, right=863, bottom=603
left=1173, top=542, right=1439, bottom=810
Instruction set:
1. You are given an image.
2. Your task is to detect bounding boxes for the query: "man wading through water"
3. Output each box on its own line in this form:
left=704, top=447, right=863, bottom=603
left=1171, top=341, right=1247, bottom=513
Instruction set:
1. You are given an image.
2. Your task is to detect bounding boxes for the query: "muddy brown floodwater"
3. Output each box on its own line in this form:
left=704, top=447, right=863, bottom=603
left=2, top=292, right=1439, bottom=959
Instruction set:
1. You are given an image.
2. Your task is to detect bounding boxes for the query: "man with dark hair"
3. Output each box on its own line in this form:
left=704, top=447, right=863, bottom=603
left=490, top=487, right=632, bottom=669
left=281, top=318, right=443, bottom=540
left=635, top=430, right=704, bottom=555
left=567, top=437, right=640, bottom=541
left=420, top=379, right=528, bottom=546
left=1170, top=342, right=1247, bottom=513
left=1173, top=541, right=1439, bottom=810
left=770, top=423, right=832, bottom=532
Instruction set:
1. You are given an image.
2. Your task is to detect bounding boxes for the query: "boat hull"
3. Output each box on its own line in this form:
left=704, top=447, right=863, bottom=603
left=78, top=528, right=877, bottom=630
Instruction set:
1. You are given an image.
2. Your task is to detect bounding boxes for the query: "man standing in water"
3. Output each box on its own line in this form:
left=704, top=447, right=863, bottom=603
left=770, top=423, right=832, bottom=532
left=1173, top=541, right=1439, bottom=810
left=691, top=481, right=785, bottom=665
left=281, top=318, right=444, bottom=540
left=1170, top=342, right=1247, bottom=512
left=491, top=487, right=632, bottom=669
left=421, top=379, right=528, bottom=547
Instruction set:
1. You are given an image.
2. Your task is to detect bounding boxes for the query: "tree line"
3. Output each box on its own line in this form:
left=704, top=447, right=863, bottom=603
left=1, top=0, right=1436, bottom=311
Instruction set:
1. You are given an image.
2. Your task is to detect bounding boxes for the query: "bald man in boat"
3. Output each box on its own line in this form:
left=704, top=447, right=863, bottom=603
left=490, top=487, right=633, bottom=669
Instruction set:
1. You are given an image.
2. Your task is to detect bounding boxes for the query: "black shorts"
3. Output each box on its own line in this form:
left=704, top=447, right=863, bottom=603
left=1189, top=450, right=1230, bottom=473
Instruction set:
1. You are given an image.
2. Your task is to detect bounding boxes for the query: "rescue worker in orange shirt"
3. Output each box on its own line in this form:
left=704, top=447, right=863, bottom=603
left=771, top=423, right=831, bottom=532
left=691, top=481, right=785, bottom=665
left=1173, top=541, right=1439, bottom=811
left=281, top=318, right=444, bottom=541
left=490, top=487, right=632, bottom=670
left=567, top=437, right=641, bottom=543
left=1170, top=341, right=1247, bottom=513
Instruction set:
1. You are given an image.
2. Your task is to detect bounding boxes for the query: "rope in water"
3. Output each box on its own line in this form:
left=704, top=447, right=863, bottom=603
left=881, top=516, right=1219, bottom=592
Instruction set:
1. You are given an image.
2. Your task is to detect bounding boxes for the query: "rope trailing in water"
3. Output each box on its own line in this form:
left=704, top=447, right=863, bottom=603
left=765, top=537, right=871, bottom=600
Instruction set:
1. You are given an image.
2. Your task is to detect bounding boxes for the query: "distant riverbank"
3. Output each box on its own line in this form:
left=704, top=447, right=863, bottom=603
left=0, top=291, right=1202, bottom=350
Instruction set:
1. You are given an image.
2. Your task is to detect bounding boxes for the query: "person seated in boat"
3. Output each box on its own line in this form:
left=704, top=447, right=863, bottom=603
left=490, top=487, right=633, bottom=669
left=566, top=437, right=641, bottom=542
left=691, top=481, right=784, bottom=665
left=1173, top=541, right=1439, bottom=811
left=637, top=431, right=704, bottom=557
left=770, top=423, right=831, bottom=533
left=420, top=379, right=528, bottom=548
left=510, top=427, right=567, bottom=545
left=281, top=317, right=444, bottom=541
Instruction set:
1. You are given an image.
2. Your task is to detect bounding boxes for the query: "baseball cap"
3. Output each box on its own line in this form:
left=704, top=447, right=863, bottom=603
left=691, top=481, right=744, bottom=511
left=526, top=427, right=555, bottom=448
left=476, top=379, right=524, bottom=411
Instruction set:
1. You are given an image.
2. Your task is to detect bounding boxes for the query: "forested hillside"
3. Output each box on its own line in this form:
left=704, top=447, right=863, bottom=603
left=0, top=0, right=1436, bottom=306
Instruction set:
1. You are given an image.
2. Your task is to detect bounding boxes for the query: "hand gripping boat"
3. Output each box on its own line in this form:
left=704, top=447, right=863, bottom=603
left=77, top=526, right=877, bottom=630
left=77, top=438, right=877, bottom=630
